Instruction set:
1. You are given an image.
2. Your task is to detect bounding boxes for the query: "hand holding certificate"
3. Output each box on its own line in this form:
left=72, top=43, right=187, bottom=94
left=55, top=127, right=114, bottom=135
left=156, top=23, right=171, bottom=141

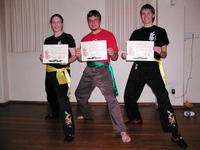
left=81, top=40, right=107, bottom=61
left=126, top=41, right=154, bottom=61
left=43, top=44, right=69, bottom=64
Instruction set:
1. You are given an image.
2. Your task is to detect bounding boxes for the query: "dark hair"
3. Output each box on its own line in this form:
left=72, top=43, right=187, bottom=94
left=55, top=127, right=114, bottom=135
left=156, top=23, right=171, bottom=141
left=50, top=14, right=64, bottom=23
left=140, top=4, right=155, bottom=22
left=87, top=10, right=101, bottom=21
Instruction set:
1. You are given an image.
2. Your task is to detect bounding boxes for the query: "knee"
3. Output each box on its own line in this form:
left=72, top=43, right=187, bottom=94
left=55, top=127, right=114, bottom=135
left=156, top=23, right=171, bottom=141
left=124, top=88, right=133, bottom=101
left=75, top=89, right=79, bottom=98
left=75, top=88, right=82, bottom=99
left=124, top=94, right=136, bottom=103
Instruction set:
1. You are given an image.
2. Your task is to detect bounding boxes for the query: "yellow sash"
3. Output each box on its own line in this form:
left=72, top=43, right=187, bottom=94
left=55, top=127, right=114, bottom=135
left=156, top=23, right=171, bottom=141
left=46, top=65, right=71, bottom=98
left=154, top=59, right=166, bottom=86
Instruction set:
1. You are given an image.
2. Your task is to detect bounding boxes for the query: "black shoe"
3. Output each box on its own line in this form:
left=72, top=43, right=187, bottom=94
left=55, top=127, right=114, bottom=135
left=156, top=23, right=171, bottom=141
left=64, top=135, right=74, bottom=143
left=171, top=135, right=188, bottom=148
left=44, top=114, right=58, bottom=120
left=125, top=119, right=143, bottom=125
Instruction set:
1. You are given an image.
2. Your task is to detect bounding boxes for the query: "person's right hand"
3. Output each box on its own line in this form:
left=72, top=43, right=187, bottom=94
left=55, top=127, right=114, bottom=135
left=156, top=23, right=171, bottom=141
left=40, top=54, right=43, bottom=62
left=76, top=48, right=81, bottom=60
left=121, top=52, right=127, bottom=60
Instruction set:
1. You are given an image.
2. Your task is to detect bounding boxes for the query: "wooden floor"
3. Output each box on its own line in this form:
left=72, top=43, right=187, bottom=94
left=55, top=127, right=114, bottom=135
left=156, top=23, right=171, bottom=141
left=0, top=103, right=199, bottom=150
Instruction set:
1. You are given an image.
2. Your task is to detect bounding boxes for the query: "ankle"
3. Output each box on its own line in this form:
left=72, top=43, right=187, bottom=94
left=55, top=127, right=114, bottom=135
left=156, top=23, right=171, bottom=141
left=172, top=132, right=180, bottom=138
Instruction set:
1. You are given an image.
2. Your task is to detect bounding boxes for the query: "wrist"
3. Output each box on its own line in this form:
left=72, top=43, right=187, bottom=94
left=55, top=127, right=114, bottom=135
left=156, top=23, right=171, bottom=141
left=160, top=51, right=166, bottom=58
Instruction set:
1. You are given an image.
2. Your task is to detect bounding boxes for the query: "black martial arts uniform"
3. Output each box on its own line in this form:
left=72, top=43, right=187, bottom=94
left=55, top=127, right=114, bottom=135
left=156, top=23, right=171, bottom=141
left=44, top=32, right=75, bottom=138
left=124, top=25, right=179, bottom=133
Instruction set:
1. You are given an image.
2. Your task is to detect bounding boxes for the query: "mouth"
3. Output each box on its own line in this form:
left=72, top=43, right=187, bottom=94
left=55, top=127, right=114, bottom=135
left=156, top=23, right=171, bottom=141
left=90, top=27, right=97, bottom=31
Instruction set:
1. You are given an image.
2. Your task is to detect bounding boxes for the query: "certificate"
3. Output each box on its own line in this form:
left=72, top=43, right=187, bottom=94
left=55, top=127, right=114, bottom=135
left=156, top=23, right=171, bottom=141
left=126, top=41, right=154, bottom=61
left=43, top=44, right=69, bottom=64
left=81, top=40, right=107, bottom=61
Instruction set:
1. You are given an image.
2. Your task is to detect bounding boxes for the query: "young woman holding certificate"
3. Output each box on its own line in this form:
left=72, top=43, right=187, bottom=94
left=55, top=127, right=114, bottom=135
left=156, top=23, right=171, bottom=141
left=75, top=10, right=131, bottom=143
left=40, top=14, right=76, bottom=143
left=121, top=4, right=187, bottom=148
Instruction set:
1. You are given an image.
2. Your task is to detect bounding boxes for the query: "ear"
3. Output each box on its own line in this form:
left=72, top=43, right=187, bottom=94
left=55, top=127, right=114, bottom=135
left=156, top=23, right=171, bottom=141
left=152, top=14, right=155, bottom=22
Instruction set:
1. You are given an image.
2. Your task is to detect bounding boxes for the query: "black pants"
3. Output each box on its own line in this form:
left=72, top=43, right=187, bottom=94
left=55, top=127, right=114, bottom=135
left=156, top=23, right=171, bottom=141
left=45, top=71, right=75, bottom=136
left=124, top=62, right=178, bottom=132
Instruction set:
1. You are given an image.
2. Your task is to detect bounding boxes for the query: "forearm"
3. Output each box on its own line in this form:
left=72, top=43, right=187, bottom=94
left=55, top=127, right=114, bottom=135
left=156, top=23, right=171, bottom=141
left=68, top=55, right=77, bottom=64
left=160, top=45, right=167, bottom=58
left=68, top=47, right=77, bottom=63
left=154, top=45, right=167, bottom=59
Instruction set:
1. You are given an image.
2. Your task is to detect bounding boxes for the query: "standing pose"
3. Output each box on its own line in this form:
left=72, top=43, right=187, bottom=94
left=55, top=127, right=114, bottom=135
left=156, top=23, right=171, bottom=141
left=121, top=4, right=187, bottom=148
left=75, top=10, right=131, bottom=143
left=40, top=14, right=76, bottom=143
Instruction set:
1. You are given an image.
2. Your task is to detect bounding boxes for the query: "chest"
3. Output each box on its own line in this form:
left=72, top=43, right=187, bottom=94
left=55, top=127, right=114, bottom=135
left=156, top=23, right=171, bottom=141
left=135, top=30, right=158, bottom=41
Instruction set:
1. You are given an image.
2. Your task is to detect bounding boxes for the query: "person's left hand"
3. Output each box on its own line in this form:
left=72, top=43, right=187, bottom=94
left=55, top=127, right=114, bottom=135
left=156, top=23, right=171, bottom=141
left=107, top=48, right=114, bottom=56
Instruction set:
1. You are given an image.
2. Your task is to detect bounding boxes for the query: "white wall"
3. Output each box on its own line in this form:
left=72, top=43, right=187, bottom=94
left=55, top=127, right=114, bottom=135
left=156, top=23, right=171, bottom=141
left=1, top=0, right=200, bottom=105
left=8, top=52, right=46, bottom=101
left=183, top=0, right=200, bottom=103
left=158, top=0, right=185, bottom=105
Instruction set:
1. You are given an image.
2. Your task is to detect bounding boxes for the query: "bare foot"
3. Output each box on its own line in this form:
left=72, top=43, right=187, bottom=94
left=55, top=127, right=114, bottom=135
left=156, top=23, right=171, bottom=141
left=121, top=132, right=131, bottom=143
left=77, top=116, right=84, bottom=120
left=184, top=100, right=193, bottom=108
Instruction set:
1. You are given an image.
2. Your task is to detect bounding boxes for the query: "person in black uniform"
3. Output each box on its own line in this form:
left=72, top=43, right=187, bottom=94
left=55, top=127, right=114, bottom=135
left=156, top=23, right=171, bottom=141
left=40, top=14, right=76, bottom=143
left=121, top=4, right=188, bottom=148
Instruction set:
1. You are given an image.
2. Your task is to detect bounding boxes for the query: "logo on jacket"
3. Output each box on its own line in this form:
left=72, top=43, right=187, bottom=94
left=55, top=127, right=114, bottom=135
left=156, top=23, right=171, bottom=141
left=57, top=40, right=62, bottom=45
left=149, top=31, right=156, bottom=41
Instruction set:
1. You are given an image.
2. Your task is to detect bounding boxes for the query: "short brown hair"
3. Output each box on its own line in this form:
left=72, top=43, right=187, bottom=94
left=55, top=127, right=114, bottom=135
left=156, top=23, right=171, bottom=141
left=87, top=10, right=101, bottom=21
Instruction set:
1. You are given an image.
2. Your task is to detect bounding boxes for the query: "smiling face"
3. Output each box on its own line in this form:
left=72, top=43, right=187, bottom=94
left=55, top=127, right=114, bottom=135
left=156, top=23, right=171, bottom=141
left=50, top=16, right=63, bottom=33
left=141, top=8, right=155, bottom=27
left=88, top=15, right=101, bottom=32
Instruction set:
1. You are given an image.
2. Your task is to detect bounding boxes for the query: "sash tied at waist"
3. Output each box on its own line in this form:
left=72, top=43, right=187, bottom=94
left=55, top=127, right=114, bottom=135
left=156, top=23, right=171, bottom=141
left=87, top=61, right=119, bottom=96
left=154, top=59, right=166, bottom=86
left=46, top=65, right=71, bottom=98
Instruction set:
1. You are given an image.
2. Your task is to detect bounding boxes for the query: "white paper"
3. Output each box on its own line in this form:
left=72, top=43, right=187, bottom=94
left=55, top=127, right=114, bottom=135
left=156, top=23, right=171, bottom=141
left=126, top=41, right=154, bottom=61
left=81, top=40, right=107, bottom=61
left=43, top=44, right=69, bottom=64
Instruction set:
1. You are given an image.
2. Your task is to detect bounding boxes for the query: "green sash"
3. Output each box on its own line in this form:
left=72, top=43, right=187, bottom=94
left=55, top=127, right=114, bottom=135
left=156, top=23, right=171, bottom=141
left=87, top=61, right=119, bottom=96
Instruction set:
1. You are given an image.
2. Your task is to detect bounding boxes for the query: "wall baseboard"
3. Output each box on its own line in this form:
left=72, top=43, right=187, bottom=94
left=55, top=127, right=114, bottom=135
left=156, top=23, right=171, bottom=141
left=1, top=100, right=199, bottom=108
